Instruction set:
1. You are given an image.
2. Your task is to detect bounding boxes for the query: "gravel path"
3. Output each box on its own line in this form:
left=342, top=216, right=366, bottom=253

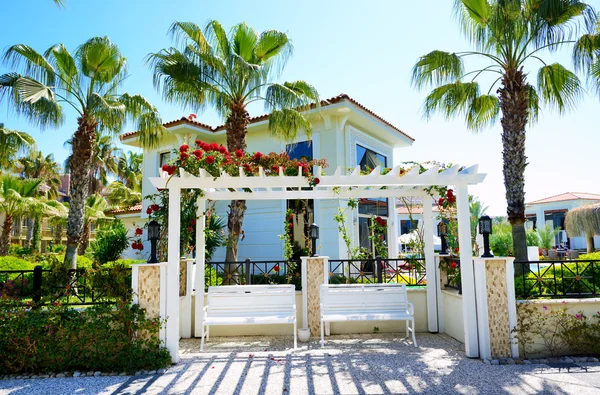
left=2, top=333, right=600, bottom=394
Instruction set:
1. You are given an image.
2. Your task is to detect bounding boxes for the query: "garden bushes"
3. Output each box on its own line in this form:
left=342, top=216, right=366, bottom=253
left=0, top=301, right=171, bottom=374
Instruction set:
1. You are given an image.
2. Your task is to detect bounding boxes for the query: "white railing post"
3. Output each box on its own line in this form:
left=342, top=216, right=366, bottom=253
left=423, top=198, right=438, bottom=332
left=194, top=198, right=206, bottom=337
left=166, top=186, right=181, bottom=363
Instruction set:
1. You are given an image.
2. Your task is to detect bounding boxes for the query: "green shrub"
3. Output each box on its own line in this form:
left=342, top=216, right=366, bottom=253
left=104, top=259, right=146, bottom=268
left=48, top=244, right=66, bottom=253
left=526, top=229, right=540, bottom=247
left=514, top=260, right=600, bottom=298
left=0, top=256, right=36, bottom=271
left=91, top=220, right=129, bottom=264
left=490, top=232, right=513, bottom=256
left=580, top=252, right=600, bottom=260
left=0, top=300, right=171, bottom=374
left=8, top=245, right=32, bottom=256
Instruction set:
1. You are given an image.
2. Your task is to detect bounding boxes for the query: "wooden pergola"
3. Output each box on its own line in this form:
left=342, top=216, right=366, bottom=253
left=149, top=164, right=486, bottom=362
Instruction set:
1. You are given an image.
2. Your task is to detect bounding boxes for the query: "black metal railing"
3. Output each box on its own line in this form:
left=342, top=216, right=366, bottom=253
left=203, top=258, right=302, bottom=290
left=327, top=257, right=426, bottom=286
left=515, top=259, right=600, bottom=299
left=0, top=266, right=132, bottom=306
left=440, top=256, right=462, bottom=294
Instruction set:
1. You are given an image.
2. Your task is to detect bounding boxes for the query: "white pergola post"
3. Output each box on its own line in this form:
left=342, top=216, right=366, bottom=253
left=387, top=198, right=399, bottom=258
left=456, top=182, right=479, bottom=358
left=423, top=197, right=438, bottom=332
left=194, top=198, right=206, bottom=337
left=166, top=186, right=181, bottom=363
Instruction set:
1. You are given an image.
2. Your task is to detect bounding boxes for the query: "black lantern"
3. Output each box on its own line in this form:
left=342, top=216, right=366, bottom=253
left=478, top=215, right=493, bottom=258
left=437, top=221, right=449, bottom=254
left=147, top=220, right=161, bottom=263
left=309, top=223, right=319, bottom=257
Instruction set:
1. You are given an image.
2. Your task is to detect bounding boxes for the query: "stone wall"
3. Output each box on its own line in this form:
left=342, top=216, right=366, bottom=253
left=138, top=266, right=161, bottom=318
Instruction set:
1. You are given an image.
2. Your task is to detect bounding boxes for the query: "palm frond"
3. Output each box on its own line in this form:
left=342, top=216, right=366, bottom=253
left=232, top=23, right=258, bottom=62
left=76, top=37, right=126, bottom=83
left=205, top=20, right=231, bottom=59
left=466, top=94, right=500, bottom=130
left=168, top=22, right=210, bottom=52
left=411, top=51, right=464, bottom=90
left=44, top=43, right=79, bottom=94
left=254, top=30, right=293, bottom=75
left=533, top=0, right=596, bottom=49
left=89, top=93, right=126, bottom=133
left=423, top=81, right=479, bottom=120
left=264, top=81, right=319, bottom=112
left=119, top=93, right=166, bottom=149
left=453, top=0, right=492, bottom=49
left=572, top=32, right=600, bottom=72
left=268, top=108, right=312, bottom=141
left=2, top=44, right=56, bottom=86
left=527, top=84, right=541, bottom=123
left=537, top=62, right=583, bottom=112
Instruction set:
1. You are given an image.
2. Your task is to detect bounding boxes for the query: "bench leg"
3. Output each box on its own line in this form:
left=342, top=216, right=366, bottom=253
left=207, top=326, right=210, bottom=342
left=405, top=320, right=409, bottom=338
left=320, top=319, right=325, bottom=347
left=293, top=320, right=297, bottom=350
left=411, top=319, right=418, bottom=347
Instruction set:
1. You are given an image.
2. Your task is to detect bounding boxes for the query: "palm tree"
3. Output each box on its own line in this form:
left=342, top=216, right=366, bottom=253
left=0, top=123, right=35, bottom=172
left=14, top=150, right=62, bottom=199
left=117, top=151, right=143, bottom=192
left=0, top=37, right=166, bottom=268
left=106, top=181, right=141, bottom=209
left=149, top=20, right=320, bottom=263
left=65, top=133, right=121, bottom=194
left=78, top=194, right=110, bottom=255
left=0, top=175, right=47, bottom=255
left=411, top=0, right=596, bottom=261
left=30, top=198, right=68, bottom=252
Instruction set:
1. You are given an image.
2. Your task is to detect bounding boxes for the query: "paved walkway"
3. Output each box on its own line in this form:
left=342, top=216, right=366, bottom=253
left=2, top=333, right=600, bottom=394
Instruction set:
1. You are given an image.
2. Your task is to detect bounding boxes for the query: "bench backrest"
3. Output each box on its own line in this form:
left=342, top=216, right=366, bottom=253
left=321, top=284, right=410, bottom=314
left=207, top=285, right=295, bottom=316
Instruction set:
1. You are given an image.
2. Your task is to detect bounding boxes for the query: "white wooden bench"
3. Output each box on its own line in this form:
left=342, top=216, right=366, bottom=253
left=320, top=283, right=417, bottom=347
left=200, top=284, right=297, bottom=351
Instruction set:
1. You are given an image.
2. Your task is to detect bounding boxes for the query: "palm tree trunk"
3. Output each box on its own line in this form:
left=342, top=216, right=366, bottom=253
left=586, top=233, right=595, bottom=254
left=64, top=116, right=97, bottom=270
left=0, top=215, right=13, bottom=256
left=224, top=102, right=250, bottom=284
left=78, top=223, right=89, bottom=256
left=498, top=67, right=529, bottom=265
left=32, top=217, right=41, bottom=253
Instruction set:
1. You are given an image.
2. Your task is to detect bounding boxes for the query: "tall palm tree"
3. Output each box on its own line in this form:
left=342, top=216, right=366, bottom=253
left=0, top=37, right=166, bottom=268
left=0, top=123, right=35, bottom=172
left=411, top=0, right=596, bottom=262
left=106, top=181, right=141, bottom=209
left=78, top=194, right=110, bottom=255
left=14, top=150, right=62, bottom=199
left=117, top=151, right=143, bottom=192
left=65, top=133, right=121, bottom=194
left=0, top=175, right=47, bottom=255
left=149, top=20, right=319, bottom=263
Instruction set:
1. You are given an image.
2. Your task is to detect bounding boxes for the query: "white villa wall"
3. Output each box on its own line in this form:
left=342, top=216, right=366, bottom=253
left=118, top=215, right=148, bottom=260
left=441, top=290, right=465, bottom=344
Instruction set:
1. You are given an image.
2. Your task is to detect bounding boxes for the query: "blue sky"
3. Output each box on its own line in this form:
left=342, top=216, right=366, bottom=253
left=1, top=0, right=599, bottom=215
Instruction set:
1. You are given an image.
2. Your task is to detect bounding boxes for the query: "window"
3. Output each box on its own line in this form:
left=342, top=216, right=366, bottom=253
left=356, top=144, right=388, bottom=216
left=400, top=220, right=417, bottom=235
left=286, top=141, right=313, bottom=161
left=159, top=152, right=172, bottom=168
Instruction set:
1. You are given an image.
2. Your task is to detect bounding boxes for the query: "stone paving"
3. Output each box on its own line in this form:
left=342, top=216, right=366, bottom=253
left=2, top=333, right=600, bottom=394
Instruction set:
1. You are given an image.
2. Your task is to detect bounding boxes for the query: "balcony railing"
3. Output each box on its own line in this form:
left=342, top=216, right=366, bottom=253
left=327, top=257, right=426, bottom=286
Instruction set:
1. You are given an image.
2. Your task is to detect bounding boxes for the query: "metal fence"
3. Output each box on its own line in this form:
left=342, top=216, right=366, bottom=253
left=327, top=257, right=426, bottom=286
left=0, top=266, right=132, bottom=306
left=203, top=259, right=302, bottom=290
left=514, top=259, right=600, bottom=299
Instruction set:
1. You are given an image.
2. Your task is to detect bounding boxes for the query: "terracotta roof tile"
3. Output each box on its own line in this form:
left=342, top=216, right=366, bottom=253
left=120, top=94, right=413, bottom=142
left=526, top=192, right=600, bottom=205
left=109, top=203, right=142, bottom=214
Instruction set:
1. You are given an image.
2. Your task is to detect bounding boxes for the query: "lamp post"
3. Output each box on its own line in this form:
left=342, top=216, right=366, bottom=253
left=437, top=221, right=448, bottom=254
left=309, top=223, right=319, bottom=257
left=479, top=215, right=493, bottom=258
left=147, top=220, right=161, bottom=263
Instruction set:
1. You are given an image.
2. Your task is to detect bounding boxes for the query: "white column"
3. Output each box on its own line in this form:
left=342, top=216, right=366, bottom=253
left=456, top=182, right=479, bottom=358
left=387, top=198, right=398, bottom=258
left=166, top=186, right=181, bottom=363
left=423, top=197, right=438, bottom=332
left=194, top=198, right=206, bottom=337
left=301, top=256, right=309, bottom=329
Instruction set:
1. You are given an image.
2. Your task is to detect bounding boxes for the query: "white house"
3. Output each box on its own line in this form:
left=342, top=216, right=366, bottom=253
left=118, top=94, right=414, bottom=260
left=525, top=192, right=600, bottom=250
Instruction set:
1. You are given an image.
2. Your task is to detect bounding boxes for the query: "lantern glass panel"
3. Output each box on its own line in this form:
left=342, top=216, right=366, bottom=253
left=479, top=216, right=492, bottom=234
left=148, top=221, right=160, bottom=241
left=310, top=224, right=319, bottom=240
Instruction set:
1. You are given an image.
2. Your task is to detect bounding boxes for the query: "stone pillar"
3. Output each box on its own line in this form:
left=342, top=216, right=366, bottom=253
left=131, top=262, right=168, bottom=345
left=301, top=256, right=329, bottom=337
left=473, top=257, right=518, bottom=360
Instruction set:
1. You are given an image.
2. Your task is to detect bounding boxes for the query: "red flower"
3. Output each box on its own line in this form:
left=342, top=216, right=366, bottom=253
left=195, top=139, right=203, bottom=147
left=135, top=228, right=143, bottom=236
left=375, top=216, right=387, bottom=227
left=180, top=152, right=189, bottom=161
left=438, top=198, right=444, bottom=206
left=193, top=149, right=203, bottom=159
left=448, top=195, right=456, bottom=204
left=272, top=165, right=280, bottom=172
left=235, top=149, right=244, bottom=158
left=243, top=164, right=252, bottom=172
left=165, top=165, right=176, bottom=175
left=454, top=247, right=460, bottom=253
left=314, top=177, right=320, bottom=185
left=146, top=207, right=153, bottom=215
left=288, top=223, right=293, bottom=229
left=273, top=264, right=280, bottom=273
left=186, top=226, right=193, bottom=232
left=151, top=204, right=160, bottom=211
left=446, top=189, right=454, bottom=198
left=450, top=262, right=458, bottom=269
left=191, top=219, right=197, bottom=225
left=206, top=155, right=215, bottom=164
left=253, top=152, right=263, bottom=160
left=218, top=146, right=228, bottom=154
left=161, top=164, right=170, bottom=173
left=138, top=243, right=144, bottom=251
left=179, top=144, right=189, bottom=152
left=210, top=142, right=219, bottom=151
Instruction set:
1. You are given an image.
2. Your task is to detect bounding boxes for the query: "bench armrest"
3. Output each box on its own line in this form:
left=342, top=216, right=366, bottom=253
left=407, top=302, right=415, bottom=316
